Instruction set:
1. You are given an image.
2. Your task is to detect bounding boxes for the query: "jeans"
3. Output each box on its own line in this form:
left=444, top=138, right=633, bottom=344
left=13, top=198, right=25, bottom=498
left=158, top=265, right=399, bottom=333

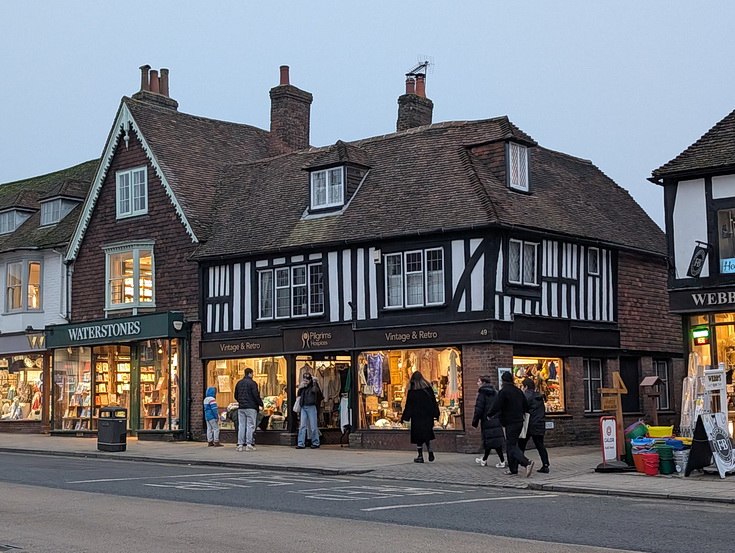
left=297, top=405, right=319, bottom=447
left=237, top=408, right=257, bottom=446
left=205, top=419, right=220, bottom=442
left=504, top=422, right=531, bottom=474
left=519, top=434, right=550, bottom=467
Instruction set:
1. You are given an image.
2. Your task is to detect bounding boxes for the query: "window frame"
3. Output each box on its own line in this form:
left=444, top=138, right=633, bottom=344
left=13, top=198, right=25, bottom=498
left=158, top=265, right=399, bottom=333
left=587, top=247, right=600, bottom=276
left=104, top=242, right=155, bottom=311
left=40, top=199, right=63, bottom=226
left=310, top=167, right=345, bottom=210
left=5, top=259, right=43, bottom=313
left=116, top=166, right=148, bottom=219
left=257, top=262, right=325, bottom=320
left=653, top=359, right=671, bottom=411
left=508, top=142, right=529, bottom=192
left=383, top=247, right=445, bottom=309
left=583, top=358, right=604, bottom=413
left=508, top=238, right=539, bottom=287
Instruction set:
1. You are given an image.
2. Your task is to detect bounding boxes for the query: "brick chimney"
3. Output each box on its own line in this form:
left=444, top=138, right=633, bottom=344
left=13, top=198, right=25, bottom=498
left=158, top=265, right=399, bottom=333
left=132, top=65, right=179, bottom=110
left=396, top=74, right=433, bottom=132
left=269, top=65, right=313, bottom=156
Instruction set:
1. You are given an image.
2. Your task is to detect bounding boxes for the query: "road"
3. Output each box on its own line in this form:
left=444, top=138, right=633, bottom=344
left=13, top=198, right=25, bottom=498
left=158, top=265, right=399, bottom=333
left=0, top=452, right=728, bottom=552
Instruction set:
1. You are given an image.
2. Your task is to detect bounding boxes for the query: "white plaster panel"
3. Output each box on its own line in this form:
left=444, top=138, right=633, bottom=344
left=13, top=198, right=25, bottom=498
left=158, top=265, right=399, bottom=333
left=712, top=174, right=735, bottom=199
left=673, top=179, right=708, bottom=279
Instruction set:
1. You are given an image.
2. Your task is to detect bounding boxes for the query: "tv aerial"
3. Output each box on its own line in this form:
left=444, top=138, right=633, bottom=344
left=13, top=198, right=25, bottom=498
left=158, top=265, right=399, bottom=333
left=405, top=56, right=434, bottom=78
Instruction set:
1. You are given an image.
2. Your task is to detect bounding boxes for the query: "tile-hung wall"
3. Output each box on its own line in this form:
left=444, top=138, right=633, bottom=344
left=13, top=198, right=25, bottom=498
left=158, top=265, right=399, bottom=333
left=204, top=237, right=615, bottom=333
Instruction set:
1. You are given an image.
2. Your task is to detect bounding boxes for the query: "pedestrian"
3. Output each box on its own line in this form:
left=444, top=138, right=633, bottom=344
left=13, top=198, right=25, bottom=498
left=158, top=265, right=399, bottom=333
left=203, top=386, right=224, bottom=447
left=295, top=372, right=323, bottom=449
left=234, top=368, right=263, bottom=452
left=487, top=371, right=535, bottom=477
left=471, top=375, right=505, bottom=468
left=519, top=378, right=550, bottom=473
left=400, top=371, right=440, bottom=463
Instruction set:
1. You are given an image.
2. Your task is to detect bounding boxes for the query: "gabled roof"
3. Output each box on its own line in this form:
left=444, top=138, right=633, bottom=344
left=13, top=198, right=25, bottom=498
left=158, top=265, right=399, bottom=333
left=0, top=160, right=97, bottom=253
left=653, top=108, right=735, bottom=179
left=66, top=96, right=271, bottom=260
left=306, top=140, right=371, bottom=169
left=194, top=117, right=665, bottom=259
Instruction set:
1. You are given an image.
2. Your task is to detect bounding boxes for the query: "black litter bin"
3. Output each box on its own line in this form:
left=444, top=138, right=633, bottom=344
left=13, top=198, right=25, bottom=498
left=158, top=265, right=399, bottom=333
left=97, top=407, right=128, bottom=452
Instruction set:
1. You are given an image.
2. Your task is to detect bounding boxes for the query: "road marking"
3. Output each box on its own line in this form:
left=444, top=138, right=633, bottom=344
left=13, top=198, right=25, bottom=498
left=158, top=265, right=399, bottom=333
left=291, top=485, right=466, bottom=501
left=360, top=494, right=559, bottom=511
left=67, top=471, right=258, bottom=484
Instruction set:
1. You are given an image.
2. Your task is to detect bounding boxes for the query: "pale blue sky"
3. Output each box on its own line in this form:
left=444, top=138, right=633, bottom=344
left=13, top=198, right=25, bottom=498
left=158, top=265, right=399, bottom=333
left=2, top=1, right=735, bottom=227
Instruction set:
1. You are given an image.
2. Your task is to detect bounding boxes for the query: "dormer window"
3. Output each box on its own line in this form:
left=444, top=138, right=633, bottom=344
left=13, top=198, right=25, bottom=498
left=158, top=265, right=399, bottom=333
left=310, top=167, right=344, bottom=210
left=41, top=199, right=62, bottom=226
left=116, top=166, right=148, bottom=218
left=0, top=210, right=32, bottom=235
left=508, top=142, right=529, bottom=192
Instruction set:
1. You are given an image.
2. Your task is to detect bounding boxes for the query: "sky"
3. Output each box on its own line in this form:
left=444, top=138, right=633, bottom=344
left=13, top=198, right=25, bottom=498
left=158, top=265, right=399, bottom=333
left=2, top=2, right=735, bottom=229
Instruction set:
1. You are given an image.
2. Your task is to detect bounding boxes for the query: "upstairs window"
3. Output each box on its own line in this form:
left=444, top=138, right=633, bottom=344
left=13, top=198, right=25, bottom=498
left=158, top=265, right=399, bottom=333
left=384, top=248, right=445, bottom=308
left=105, top=243, right=154, bottom=309
left=0, top=210, right=30, bottom=234
left=587, top=247, right=600, bottom=276
left=508, top=239, right=538, bottom=286
left=508, top=142, right=529, bottom=192
left=6, top=260, right=41, bottom=312
left=116, top=166, right=148, bottom=218
left=40, top=199, right=62, bottom=226
left=310, top=167, right=344, bottom=210
left=258, top=263, right=324, bottom=319
left=718, top=208, right=735, bottom=273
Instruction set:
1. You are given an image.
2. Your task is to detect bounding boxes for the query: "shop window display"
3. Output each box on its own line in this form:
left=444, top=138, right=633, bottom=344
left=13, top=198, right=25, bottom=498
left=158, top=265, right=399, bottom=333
left=138, top=339, right=180, bottom=431
left=296, top=355, right=350, bottom=429
left=0, top=355, right=44, bottom=421
left=53, top=347, right=92, bottom=430
left=206, top=356, right=288, bottom=431
left=513, top=357, right=564, bottom=413
left=357, top=347, right=462, bottom=431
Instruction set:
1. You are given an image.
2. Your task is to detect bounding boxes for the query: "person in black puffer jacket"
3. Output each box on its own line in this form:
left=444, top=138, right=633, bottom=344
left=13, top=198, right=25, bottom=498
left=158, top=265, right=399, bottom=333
left=487, top=371, right=534, bottom=476
left=519, top=378, right=550, bottom=473
left=471, top=376, right=505, bottom=468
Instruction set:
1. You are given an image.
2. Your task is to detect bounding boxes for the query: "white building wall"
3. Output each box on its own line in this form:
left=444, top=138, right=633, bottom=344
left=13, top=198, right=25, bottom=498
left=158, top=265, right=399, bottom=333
left=673, top=178, right=708, bottom=279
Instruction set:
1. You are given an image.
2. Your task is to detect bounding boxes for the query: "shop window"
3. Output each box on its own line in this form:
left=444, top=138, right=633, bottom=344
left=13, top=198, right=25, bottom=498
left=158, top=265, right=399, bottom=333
left=583, top=358, right=604, bottom=412
left=384, top=248, right=445, bottom=309
left=654, top=359, right=671, bottom=411
left=137, top=339, right=180, bottom=431
left=587, top=247, right=600, bottom=276
left=53, top=347, right=93, bottom=431
left=358, top=347, right=462, bottom=431
left=508, top=142, right=529, bottom=192
left=508, top=239, right=538, bottom=286
left=258, top=263, right=324, bottom=320
left=513, top=357, right=565, bottom=413
left=116, top=166, right=148, bottom=218
left=206, top=356, right=288, bottom=431
left=310, top=167, right=344, bottom=210
left=5, top=260, right=41, bottom=312
left=0, top=355, right=44, bottom=422
left=104, top=243, right=154, bottom=310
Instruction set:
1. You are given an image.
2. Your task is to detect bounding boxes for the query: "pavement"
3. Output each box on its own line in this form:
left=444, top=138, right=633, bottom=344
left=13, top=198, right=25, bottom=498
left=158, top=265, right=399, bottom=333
left=1, top=433, right=734, bottom=505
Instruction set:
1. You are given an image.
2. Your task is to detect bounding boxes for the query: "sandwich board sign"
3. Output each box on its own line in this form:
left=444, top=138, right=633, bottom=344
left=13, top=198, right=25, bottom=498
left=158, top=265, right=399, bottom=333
left=686, top=414, right=735, bottom=478
left=600, top=416, right=618, bottom=466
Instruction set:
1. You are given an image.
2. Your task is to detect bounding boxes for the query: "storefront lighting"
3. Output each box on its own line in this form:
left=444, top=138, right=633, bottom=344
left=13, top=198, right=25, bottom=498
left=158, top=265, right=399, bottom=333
left=692, top=327, right=710, bottom=345
left=172, top=320, right=183, bottom=331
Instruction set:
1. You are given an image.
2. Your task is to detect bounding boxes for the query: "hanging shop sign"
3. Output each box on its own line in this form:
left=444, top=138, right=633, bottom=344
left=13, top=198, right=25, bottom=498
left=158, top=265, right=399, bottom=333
left=670, top=286, right=735, bottom=313
left=201, top=335, right=283, bottom=359
left=355, top=321, right=493, bottom=349
left=686, top=241, right=710, bottom=278
left=686, top=414, right=735, bottom=479
left=46, top=312, right=186, bottom=348
left=599, top=416, right=618, bottom=466
left=283, top=324, right=354, bottom=352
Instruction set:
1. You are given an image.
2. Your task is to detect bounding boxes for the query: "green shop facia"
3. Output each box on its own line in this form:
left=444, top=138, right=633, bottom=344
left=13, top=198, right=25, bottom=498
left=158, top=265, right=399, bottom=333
left=45, top=312, right=188, bottom=438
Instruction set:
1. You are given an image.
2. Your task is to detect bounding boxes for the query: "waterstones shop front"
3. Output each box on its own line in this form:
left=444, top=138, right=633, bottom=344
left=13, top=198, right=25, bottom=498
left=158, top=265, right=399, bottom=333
left=45, top=312, right=189, bottom=439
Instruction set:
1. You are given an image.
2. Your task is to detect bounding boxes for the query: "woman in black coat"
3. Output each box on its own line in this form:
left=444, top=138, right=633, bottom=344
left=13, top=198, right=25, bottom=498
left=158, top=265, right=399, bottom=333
left=401, top=371, right=440, bottom=463
left=519, top=378, right=550, bottom=473
left=471, top=375, right=506, bottom=468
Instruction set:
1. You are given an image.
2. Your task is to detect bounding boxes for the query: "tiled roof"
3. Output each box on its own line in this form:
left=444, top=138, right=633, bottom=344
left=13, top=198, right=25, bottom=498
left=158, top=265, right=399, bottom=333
left=0, top=160, right=97, bottom=252
left=124, top=97, right=271, bottom=239
left=652, top=108, right=735, bottom=178
left=194, top=117, right=665, bottom=259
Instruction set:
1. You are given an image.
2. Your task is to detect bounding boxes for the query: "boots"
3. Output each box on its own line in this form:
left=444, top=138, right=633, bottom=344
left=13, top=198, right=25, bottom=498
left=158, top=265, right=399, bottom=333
left=213, top=442, right=224, bottom=447
left=414, top=447, right=424, bottom=463
left=207, top=442, right=214, bottom=447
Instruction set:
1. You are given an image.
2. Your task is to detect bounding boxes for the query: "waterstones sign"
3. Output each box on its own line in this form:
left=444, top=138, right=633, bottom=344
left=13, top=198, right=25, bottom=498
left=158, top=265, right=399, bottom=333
left=670, top=287, right=735, bottom=312
left=67, top=321, right=141, bottom=341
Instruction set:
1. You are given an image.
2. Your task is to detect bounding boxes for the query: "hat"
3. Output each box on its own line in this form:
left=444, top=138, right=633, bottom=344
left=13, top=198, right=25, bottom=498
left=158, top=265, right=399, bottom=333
left=303, top=372, right=312, bottom=380
left=501, top=371, right=513, bottom=383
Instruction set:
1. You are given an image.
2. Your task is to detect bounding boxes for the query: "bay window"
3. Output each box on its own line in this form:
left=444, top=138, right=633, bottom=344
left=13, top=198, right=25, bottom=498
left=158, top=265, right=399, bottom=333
left=5, top=260, right=41, bottom=312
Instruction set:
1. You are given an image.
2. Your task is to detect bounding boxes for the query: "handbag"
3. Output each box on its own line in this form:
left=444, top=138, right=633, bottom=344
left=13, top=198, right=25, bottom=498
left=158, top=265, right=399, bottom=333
left=292, top=396, right=302, bottom=414
left=519, top=412, right=530, bottom=439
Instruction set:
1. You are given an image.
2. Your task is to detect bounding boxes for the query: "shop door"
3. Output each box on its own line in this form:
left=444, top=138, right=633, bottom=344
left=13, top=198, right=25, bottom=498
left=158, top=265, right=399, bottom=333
left=620, top=357, right=641, bottom=413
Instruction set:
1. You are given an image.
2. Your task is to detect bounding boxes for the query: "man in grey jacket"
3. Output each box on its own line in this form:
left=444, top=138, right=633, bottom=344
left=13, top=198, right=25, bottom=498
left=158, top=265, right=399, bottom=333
left=234, top=368, right=263, bottom=451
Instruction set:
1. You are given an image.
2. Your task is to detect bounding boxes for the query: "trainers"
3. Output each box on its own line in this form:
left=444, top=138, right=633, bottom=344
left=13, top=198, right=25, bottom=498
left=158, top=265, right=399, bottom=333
left=495, top=461, right=506, bottom=469
left=245, top=445, right=255, bottom=451
left=310, top=444, right=320, bottom=449
left=525, top=460, right=536, bottom=478
left=236, top=445, right=243, bottom=452
left=503, top=469, right=518, bottom=475
left=537, top=465, right=550, bottom=474
left=475, top=458, right=487, bottom=467
left=295, top=445, right=305, bottom=449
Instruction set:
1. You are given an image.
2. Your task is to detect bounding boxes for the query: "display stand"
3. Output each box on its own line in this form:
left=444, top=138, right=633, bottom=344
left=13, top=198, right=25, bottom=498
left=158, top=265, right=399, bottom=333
left=598, top=371, right=628, bottom=458
left=686, top=414, right=735, bottom=478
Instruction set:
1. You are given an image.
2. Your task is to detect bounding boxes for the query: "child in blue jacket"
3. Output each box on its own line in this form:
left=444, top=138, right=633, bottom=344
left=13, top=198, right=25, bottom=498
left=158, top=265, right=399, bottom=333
left=204, top=387, right=223, bottom=447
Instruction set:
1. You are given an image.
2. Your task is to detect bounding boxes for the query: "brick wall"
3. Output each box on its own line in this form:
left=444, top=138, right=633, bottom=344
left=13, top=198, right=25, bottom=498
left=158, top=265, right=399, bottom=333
left=71, top=130, right=199, bottom=322
left=0, top=421, right=42, bottom=433
left=189, top=321, right=204, bottom=440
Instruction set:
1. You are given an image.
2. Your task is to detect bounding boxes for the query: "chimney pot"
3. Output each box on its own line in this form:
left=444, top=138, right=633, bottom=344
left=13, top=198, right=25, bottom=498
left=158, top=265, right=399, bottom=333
left=160, top=68, right=169, bottom=97
left=279, top=65, right=290, bottom=86
left=415, top=74, right=426, bottom=98
left=139, top=64, right=151, bottom=92
left=405, top=77, right=416, bottom=95
left=149, top=70, right=160, bottom=93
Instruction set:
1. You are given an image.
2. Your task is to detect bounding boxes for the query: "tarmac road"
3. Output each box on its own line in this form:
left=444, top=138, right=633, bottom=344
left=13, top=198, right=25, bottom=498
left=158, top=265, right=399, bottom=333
left=0, top=452, right=730, bottom=553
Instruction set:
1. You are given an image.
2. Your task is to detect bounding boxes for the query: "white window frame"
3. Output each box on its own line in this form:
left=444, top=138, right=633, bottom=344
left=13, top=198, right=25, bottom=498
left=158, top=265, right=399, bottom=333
left=583, top=358, right=604, bottom=413
left=116, top=166, right=148, bottom=219
left=0, top=211, right=17, bottom=234
left=40, top=199, right=62, bottom=226
left=5, top=259, right=42, bottom=313
left=384, top=247, right=445, bottom=309
left=310, top=167, right=344, bottom=210
left=258, top=263, right=324, bottom=320
left=104, top=242, right=155, bottom=310
left=654, top=359, right=671, bottom=411
left=588, top=247, right=600, bottom=276
left=508, top=142, right=529, bottom=192
left=508, top=239, right=539, bottom=286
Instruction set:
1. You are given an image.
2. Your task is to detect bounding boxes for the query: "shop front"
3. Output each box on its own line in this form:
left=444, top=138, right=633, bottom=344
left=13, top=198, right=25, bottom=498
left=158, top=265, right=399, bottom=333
left=0, top=332, right=49, bottom=433
left=45, top=312, right=188, bottom=439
